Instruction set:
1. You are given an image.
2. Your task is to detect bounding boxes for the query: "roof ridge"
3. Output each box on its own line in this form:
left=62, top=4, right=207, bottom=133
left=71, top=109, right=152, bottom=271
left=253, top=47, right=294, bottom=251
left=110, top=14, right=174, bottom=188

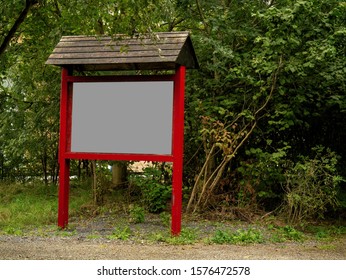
left=46, top=32, right=198, bottom=71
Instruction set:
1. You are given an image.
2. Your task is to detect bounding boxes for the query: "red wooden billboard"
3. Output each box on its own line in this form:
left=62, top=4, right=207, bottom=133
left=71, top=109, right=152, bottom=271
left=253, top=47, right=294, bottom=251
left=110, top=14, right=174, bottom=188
left=46, top=32, right=198, bottom=235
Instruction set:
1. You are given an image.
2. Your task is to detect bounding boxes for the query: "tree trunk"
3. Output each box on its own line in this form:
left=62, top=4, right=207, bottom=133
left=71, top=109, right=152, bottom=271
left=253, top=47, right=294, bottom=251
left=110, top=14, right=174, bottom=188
left=91, top=160, right=102, bottom=206
left=112, top=161, right=127, bottom=187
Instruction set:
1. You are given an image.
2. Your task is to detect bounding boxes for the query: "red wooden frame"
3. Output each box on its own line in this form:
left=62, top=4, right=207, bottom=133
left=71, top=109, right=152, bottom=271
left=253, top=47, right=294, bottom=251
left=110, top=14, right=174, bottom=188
left=58, top=66, right=186, bottom=235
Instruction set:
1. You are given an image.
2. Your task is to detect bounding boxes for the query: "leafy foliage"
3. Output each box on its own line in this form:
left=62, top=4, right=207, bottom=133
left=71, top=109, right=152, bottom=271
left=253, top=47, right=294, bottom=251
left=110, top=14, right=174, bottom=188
left=130, top=166, right=172, bottom=213
left=211, top=228, right=264, bottom=244
left=0, top=0, right=345, bottom=222
left=129, top=205, right=145, bottom=224
left=283, top=146, right=342, bottom=223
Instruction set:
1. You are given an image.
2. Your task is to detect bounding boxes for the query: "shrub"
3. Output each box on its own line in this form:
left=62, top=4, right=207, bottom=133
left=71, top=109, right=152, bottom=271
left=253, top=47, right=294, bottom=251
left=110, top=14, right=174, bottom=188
left=237, top=146, right=289, bottom=210
left=283, top=146, right=343, bottom=224
left=130, top=166, right=172, bottom=213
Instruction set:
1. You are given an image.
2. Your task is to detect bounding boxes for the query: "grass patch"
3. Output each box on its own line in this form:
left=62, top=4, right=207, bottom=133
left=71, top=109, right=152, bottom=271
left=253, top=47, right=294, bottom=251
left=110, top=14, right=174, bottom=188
left=1, top=181, right=344, bottom=248
left=86, top=232, right=102, bottom=239
left=1, top=226, right=23, bottom=236
left=304, top=225, right=346, bottom=241
left=149, top=227, right=199, bottom=245
left=55, top=229, right=78, bottom=237
left=317, top=244, right=337, bottom=250
left=0, top=183, right=58, bottom=230
left=210, top=228, right=264, bottom=244
left=268, top=225, right=305, bottom=243
left=129, top=205, right=145, bottom=224
left=0, top=181, right=91, bottom=232
left=166, top=228, right=199, bottom=245
left=107, top=225, right=132, bottom=240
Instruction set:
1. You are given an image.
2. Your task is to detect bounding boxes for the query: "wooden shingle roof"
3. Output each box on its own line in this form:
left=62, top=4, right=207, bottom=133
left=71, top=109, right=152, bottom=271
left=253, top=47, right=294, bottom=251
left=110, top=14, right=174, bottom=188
left=46, top=32, right=198, bottom=71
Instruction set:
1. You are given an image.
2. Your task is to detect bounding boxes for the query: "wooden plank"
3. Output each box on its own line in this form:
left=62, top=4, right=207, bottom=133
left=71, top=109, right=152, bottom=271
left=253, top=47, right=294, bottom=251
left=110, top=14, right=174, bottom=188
left=49, top=50, right=180, bottom=59
left=59, top=36, right=187, bottom=43
left=46, top=56, right=177, bottom=65
left=55, top=37, right=186, bottom=48
left=52, top=44, right=182, bottom=53
left=60, top=32, right=189, bottom=42
left=46, top=31, right=198, bottom=70
left=77, top=62, right=177, bottom=71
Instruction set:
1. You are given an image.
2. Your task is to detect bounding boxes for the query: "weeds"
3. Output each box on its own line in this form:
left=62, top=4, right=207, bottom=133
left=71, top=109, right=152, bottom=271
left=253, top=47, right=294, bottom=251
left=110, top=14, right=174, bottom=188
left=210, top=228, right=264, bottom=244
left=159, top=212, right=171, bottom=227
left=55, top=229, right=78, bottom=237
left=0, top=181, right=344, bottom=248
left=129, top=205, right=145, bottom=224
left=107, top=226, right=132, bottom=240
left=166, top=228, right=199, bottom=245
left=149, top=228, right=199, bottom=245
left=283, top=146, right=342, bottom=224
left=1, top=226, right=23, bottom=236
left=129, top=167, right=172, bottom=213
left=306, top=225, right=346, bottom=241
left=268, top=225, right=305, bottom=243
left=86, top=232, right=102, bottom=239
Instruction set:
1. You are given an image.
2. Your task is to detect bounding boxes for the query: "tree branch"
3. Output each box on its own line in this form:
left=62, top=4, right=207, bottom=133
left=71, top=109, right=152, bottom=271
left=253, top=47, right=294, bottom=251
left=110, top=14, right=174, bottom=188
left=195, top=0, right=210, bottom=34
left=0, top=0, right=38, bottom=57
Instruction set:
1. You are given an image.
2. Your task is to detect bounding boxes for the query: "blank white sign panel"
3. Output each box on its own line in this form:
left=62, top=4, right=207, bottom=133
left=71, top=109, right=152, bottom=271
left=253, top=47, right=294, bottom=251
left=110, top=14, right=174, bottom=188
left=71, top=81, right=174, bottom=154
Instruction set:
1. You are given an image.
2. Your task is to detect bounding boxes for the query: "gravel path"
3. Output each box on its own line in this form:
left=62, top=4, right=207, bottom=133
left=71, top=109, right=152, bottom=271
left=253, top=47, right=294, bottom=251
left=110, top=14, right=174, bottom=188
left=0, top=235, right=345, bottom=260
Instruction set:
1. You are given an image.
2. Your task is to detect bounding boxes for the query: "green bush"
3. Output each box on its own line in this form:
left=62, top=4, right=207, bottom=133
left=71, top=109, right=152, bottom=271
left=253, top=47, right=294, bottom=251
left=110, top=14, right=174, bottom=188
left=130, top=166, right=172, bottom=213
left=237, top=146, right=289, bottom=210
left=283, top=146, right=343, bottom=224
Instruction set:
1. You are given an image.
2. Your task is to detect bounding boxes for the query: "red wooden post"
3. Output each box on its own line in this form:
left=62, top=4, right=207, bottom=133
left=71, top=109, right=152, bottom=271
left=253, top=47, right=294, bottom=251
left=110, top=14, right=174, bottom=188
left=58, top=67, right=71, bottom=228
left=171, top=65, right=186, bottom=235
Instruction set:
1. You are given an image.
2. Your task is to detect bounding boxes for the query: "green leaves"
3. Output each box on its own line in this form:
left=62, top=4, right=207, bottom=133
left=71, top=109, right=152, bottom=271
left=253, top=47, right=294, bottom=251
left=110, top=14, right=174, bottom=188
left=284, top=146, right=342, bottom=223
left=0, top=0, right=345, bottom=219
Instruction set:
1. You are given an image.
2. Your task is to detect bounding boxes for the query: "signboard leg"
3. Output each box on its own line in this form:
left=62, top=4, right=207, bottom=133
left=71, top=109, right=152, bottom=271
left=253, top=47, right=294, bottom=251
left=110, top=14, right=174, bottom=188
left=171, top=161, right=183, bottom=235
left=58, top=67, right=71, bottom=228
left=58, top=159, right=70, bottom=228
left=171, top=66, right=186, bottom=236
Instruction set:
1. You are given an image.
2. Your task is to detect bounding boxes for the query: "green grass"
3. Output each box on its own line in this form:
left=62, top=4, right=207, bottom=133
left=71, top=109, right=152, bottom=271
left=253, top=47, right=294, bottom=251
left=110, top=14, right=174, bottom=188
left=210, top=228, right=264, bottom=244
left=148, top=227, right=199, bottom=245
left=107, top=225, right=132, bottom=240
left=86, top=232, right=102, bottom=239
left=0, top=181, right=91, bottom=232
left=1, top=181, right=344, bottom=247
left=129, top=205, right=145, bottom=223
left=305, top=225, right=346, bottom=241
left=268, top=225, right=305, bottom=243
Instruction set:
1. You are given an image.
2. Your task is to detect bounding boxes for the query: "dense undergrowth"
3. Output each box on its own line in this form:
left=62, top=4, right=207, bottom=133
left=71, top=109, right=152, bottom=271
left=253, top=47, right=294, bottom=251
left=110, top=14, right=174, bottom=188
left=0, top=181, right=345, bottom=246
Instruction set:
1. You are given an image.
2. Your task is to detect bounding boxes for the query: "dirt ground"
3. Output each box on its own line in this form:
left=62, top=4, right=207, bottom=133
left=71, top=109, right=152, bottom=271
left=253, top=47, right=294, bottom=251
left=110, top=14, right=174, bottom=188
left=0, top=214, right=345, bottom=260
left=0, top=235, right=345, bottom=260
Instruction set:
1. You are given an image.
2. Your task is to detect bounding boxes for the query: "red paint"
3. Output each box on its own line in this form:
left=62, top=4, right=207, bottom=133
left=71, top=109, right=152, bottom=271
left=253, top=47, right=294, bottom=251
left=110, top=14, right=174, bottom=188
left=58, top=159, right=70, bottom=228
left=57, top=67, right=186, bottom=235
left=58, top=68, right=71, bottom=228
left=171, top=66, right=186, bottom=235
left=65, top=152, right=173, bottom=162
